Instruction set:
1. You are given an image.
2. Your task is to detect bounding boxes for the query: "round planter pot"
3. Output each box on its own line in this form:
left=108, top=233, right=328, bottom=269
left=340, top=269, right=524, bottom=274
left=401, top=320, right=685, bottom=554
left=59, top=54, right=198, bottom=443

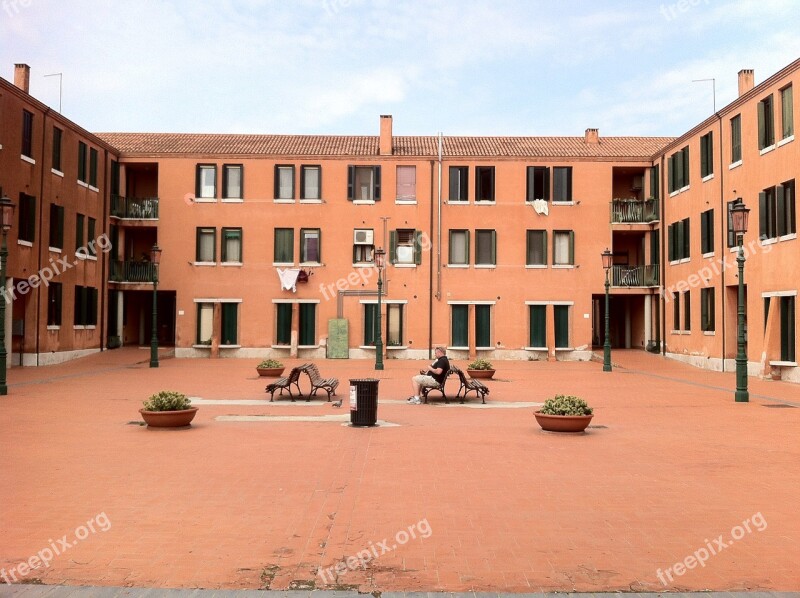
left=467, top=369, right=495, bottom=379
left=257, top=367, right=285, bottom=377
left=534, top=411, right=593, bottom=433
left=140, top=407, right=199, bottom=428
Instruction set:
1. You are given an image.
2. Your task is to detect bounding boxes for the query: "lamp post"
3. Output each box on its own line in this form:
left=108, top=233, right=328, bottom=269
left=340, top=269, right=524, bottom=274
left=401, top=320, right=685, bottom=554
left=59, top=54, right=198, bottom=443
left=0, top=195, right=16, bottom=395
left=731, top=198, right=750, bottom=402
left=149, top=244, right=162, bottom=368
left=601, top=248, right=613, bottom=372
left=374, top=247, right=385, bottom=371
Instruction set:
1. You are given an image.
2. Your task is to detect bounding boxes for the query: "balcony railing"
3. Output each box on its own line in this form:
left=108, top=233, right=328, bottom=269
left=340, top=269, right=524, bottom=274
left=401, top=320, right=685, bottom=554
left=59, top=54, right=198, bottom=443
left=111, top=195, right=159, bottom=219
left=610, top=198, right=659, bottom=224
left=109, top=260, right=156, bottom=283
left=611, top=264, right=659, bottom=287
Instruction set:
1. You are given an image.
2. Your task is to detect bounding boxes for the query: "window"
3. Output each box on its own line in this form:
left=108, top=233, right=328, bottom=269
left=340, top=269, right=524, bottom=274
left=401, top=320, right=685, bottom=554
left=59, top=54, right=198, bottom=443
left=529, top=305, right=546, bottom=347
left=552, top=167, right=572, bottom=202
left=22, top=110, right=34, bottom=158
left=77, top=141, right=87, bottom=183
left=52, top=127, right=62, bottom=171
left=275, top=303, right=292, bottom=345
left=701, top=209, right=714, bottom=254
left=275, top=165, right=295, bottom=200
left=475, top=166, right=495, bottom=202
left=196, top=227, right=216, bottom=262
left=348, top=165, right=381, bottom=201
left=780, top=296, right=796, bottom=362
left=701, top=287, right=715, bottom=332
left=760, top=180, right=797, bottom=240
left=75, top=213, right=84, bottom=251
left=727, top=200, right=739, bottom=248
left=49, top=204, right=64, bottom=249
left=673, top=292, right=680, bottom=330
left=700, top=132, right=713, bottom=178
left=449, top=166, right=468, bottom=202
left=387, top=304, right=403, bottom=346
left=299, top=303, right=316, bottom=345
left=475, top=304, right=491, bottom=347
left=448, top=230, right=469, bottom=265
left=526, top=166, right=549, bottom=202
left=89, top=148, right=98, bottom=187
left=222, top=164, right=243, bottom=199
left=553, top=230, right=574, bottom=266
left=668, top=218, right=690, bottom=261
left=73, top=286, right=98, bottom=326
left=650, top=165, right=660, bottom=200
left=87, top=217, right=96, bottom=256
left=301, top=165, right=321, bottom=200
left=396, top=165, right=416, bottom=201
left=300, top=228, right=321, bottom=263
left=18, top=193, right=36, bottom=243
left=668, top=146, right=689, bottom=192
left=364, top=303, right=377, bottom=346
left=111, top=160, right=120, bottom=195
left=196, top=303, right=213, bottom=344
left=221, top=227, right=242, bottom=263
left=353, top=228, right=374, bottom=264
left=47, top=282, right=62, bottom=326
left=683, top=291, right=691, bottom=331
left=758, top=94, right=775, bottom=150
left=475, top=230, right=497, bottom=266
left=526, top=230, right=547, bottom=266
left=731, top=114, right=742, bottom=163
left=274, top=228, right=294, bottom=263
left=781, top=85, right=794, bottom=140
left=221, top=303, right=238, bottom=345
left=554, top=305, right=569, bottom=348
left=196, top=165, right=217, bottom=199
left=451, top=305, right=468, bottom=347
left=390, top=229, right=422, bottom=265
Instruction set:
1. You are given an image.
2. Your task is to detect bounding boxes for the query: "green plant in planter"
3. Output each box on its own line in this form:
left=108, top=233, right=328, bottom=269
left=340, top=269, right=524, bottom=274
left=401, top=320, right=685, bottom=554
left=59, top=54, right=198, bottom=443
left=257, top=359, right=284, bottom=369
left=142, top=390, right=192, bottom=412
left=467, top=358, right=494, bottom=370
left=540, top=394, right=593, bottom=416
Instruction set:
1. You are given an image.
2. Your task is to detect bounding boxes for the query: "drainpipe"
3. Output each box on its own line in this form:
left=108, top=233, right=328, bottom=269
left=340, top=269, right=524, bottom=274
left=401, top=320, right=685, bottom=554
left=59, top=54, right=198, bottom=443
left=717, top=111, right=726, bottom=372
left=429, top=159, right=435, bottom=360
left=99, top=149, right=109, bottom=352
left=34, top=108, right=52, bottom=366
left=434, top=133, right=443, bottom=361
left=660, top=152, right=667, bottom=356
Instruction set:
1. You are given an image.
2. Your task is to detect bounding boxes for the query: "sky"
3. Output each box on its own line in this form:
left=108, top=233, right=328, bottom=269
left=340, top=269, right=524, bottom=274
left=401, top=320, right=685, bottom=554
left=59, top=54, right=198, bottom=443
left=2, top=0, right=799, bottom=138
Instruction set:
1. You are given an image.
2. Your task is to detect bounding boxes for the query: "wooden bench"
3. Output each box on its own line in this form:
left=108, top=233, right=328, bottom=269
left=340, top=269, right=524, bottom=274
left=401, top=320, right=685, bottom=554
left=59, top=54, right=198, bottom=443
left=265, top=365, right=305, bottom=401
left=420, top=368, right=454, bottom=404
left=303, top=363, right=339, bottom=401
left=450, top=365, right=489, bottom=404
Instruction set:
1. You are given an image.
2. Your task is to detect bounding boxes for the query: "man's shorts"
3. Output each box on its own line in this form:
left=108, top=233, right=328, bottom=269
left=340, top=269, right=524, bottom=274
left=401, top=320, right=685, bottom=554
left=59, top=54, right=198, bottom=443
left=413, top=374, right=439, bottom=388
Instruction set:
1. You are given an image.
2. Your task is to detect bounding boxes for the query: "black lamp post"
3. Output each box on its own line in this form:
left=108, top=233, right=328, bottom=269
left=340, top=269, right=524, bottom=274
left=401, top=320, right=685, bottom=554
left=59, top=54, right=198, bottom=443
left=374, top=247, right=385, bottom=371
left=731, top=198, right=750, bottom=402
left=149, top=244, right=162, bottom=368
left=0, top=195, right=16, bottom=395
left=601, top=248, right=613, bottom=372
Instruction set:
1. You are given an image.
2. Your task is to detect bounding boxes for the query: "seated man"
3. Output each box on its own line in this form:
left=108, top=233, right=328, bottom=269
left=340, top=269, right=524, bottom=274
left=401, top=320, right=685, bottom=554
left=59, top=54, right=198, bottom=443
left=408, top=346, right=450, bottom=405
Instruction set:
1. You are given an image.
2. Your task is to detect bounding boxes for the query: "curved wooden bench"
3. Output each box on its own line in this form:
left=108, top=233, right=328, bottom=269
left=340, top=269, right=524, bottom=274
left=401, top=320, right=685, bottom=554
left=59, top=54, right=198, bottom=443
left=304, top=363, right=339, bottom=401
left=451, top=365, right=488, bottom=404
left=265, top=366, right=305, bottom=401
left=420, top=368, right=453, bottom=404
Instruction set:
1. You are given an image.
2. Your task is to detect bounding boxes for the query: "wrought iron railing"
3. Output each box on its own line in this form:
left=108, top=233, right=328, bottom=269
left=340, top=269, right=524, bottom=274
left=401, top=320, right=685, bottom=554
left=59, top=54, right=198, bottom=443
left=610, top=198, right=659, bottom=224
left=109, top=260, right=155, bottom=283
left=110, top=195, right=159, bottom=219
left=611, top=264, right=659, bottom=287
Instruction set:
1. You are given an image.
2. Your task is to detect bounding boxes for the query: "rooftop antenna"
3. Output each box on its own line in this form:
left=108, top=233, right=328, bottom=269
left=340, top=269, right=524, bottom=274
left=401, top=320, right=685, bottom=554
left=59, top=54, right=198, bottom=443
left=692, top=78, right=716, bottom=113
left=44, top=72, right=62, bottom=112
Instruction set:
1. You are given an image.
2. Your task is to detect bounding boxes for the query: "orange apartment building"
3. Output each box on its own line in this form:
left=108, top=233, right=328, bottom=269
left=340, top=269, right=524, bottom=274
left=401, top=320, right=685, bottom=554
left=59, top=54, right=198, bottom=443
left=0, top=58, right=797, bottom=382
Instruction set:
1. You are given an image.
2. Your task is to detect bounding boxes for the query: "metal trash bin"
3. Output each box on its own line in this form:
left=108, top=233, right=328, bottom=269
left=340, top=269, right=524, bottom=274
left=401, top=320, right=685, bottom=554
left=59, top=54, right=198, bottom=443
left=349, top=378, right=379, bottom=427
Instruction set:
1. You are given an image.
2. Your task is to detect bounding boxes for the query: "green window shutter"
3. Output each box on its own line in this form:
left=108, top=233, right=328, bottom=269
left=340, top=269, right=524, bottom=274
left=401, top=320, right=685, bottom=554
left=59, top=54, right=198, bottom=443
left=684, top=291, right=691, bottom=331
left=787, top=184, right=796, bottom=235
left=727, top=201, right=736, bottom=247
left=650, top=165, right=659, bottom=200
left=77, top=142, right=86, bottom=182
left=758, top=100, right=766, bottom=149
left=525, top=230, right=532, bottom=264
left=490, top=230, right=497, bottom=265
left=347, top=166, right=354, bottom=201
left=676, top=222, right=684, bottom=260
left=542, top=230, right=548, bottom=264
left=373, top=166, right=381, bottom=201
left=529, top=305, right=546, bottom=347
left=783, top=85, right=794, bottom=137
left=701, top=289, right=709, bottom=331
left=781, top=296, right=796, bottom=362
left=568, top=230, right=574, bottom=265
left=700, top=136, right=708, bottom=177
left=683, top=218, right=690, bottom=259
left=75, top=213, right=84, bottom=251
left=389, top=231, right=397, bottom=264
left=526, top=167, right=535, bottom=201
left=89, top=287, right=98, bottom=326
left=87, top=218, right=96, bottom=255
left=475, top=305, right=491, bottom=347
left=554, top=305, right=569, bottom=349
left=276, top=303, right=292, bottom=345
left=758, top=191, right=768, bottom=239
left=668, top=154, right=676, bottom=192
left=650, top=229, right=659, bottom=266
left=273, top=165, right=280, bottom=199
left=221, top=303, right=238, bottom=345
left=111, top=160, right=120, bottom=195
left=195, top=165, right=201, bottom=197
left=414, top=230, right=422, bottom=265
left=543, top=167, right=550, bottom=201
left=449, top=167, right=459, bottom=200
left=299, top=303, right=316, bottom=345
left=89, top=149, right=98, bottom=186
left=667, top=223, right=674, bottom=261
left=776, top=185, right=786, bottom=237
left=364, top=304, right=377, bottom=345
left=707, top=133, right=713, bottom=176
left=451, top=305, right=468, bottom=347
left=682, top=147, right=690, bottom=186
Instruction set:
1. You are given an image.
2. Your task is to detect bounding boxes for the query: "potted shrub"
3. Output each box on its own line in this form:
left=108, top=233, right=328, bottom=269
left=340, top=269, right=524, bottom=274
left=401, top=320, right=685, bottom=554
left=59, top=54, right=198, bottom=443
left=256, top=359, right=285, bottom=377
left=139, top=390, right=198, bottom=428
left=534, top=395, right=593, bottom=433
left=467, top=358, right=495, bottom=379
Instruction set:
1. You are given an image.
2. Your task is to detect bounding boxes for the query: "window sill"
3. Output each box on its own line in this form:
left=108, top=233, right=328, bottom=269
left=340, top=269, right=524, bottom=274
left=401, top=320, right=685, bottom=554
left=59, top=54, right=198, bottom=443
left=702, top=251, right=714, bottom=258
left=359, top=345, right=376, bottom=350
left=554, top=347, right=574, bottom=352
left=51, top=168, right=64, bottom=177
left=760, top=238, right=778, bottom=246
left=193, top=261, right=217, bottom=266
left=47, top=325, right=60, bottom=331
left=221, top=198, right=244, bottom=203
left=273, top=199, right=295, bottom=204
left=298, top=345, right=320, bottom=349
left=669, top=190, right=680, bottom=198
left=770, top=360, right=797, bottom=367
left=21, top=154, right=36, bottom=165
left=393, top=263, right=417, bottom=268
left=525, top=264, right=547, bottom=269
left=386, top=345, right=408, bottom=351
left=193, top=344, right=212, bottom=349
left=475, top=201, right=496, bottom=205
left=17, top=240, right=33, bottom=247
left=680, top=185, right=690, bottom=193
left=271, top=344, right=291, bottom=349
left=221, top=262, right=243, bottom=267
left=474, top=264, right=496, bottom=269
left=552, top=264, right=575, bottom=269
left=88, top=185, right=99, bottom=193
left=702, top=173, right=715, bottom=183
left=395, top=199, right=417, bottom=205
left=680, top=258, right=691, bottom=264
left=525, top=347, right=548, bottom=351
left=77, top=180, right=89, bottom=188
left=777, top=135, right=794, bottom=147
left=299, top=262, right=321, bottom=267
left=778, top=233, right=797, bottom=242
left=729, top=160, right=743, bottom=170
left=194, top=198, right=217, bottom=203
left=352, top=263, right=375, bottom=268
left=759, top=144, right=776, bottom=156
left=73, top=325, right=85, bottom=330
left=447, top=264, right=469, bottom=268
left=446, top=200, right=469, bottom=205
left=219, top=344, right=241, bottom=349
left=75, top=252, right=87, bottom=261
left=552, top=201, right=575, bottom=206
left=49, top=246, right=62, bottom=254
left=300, top=199, right=323, bottom=204
left=703, top=331, right=716, bottom=336
left=273, top=262, right=295, bottom=267
left=86, top=254, right=98, bottom=262
left=352, top=200, right=376, bottom=205
left=447, top=346, right=469, bottom=351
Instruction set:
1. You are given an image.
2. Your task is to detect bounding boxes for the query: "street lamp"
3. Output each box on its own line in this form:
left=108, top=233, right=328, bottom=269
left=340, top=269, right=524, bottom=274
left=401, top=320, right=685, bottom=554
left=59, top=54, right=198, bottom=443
left=731, top=198, right=750, bottom=402
left=149, top=244, right=162, bottom=368
left=374, top=247, right=385, bottom=371
left=0, top=195, right=16, bottom=395
left=601, top=248, right=613, bottom=372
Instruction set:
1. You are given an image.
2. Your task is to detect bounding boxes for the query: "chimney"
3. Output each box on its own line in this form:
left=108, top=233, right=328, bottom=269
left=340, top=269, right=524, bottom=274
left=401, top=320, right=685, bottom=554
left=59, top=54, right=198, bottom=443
left=585, top=128, right=599, bottom=145
left=14, top=63, right=31, bottom=93
left=379, top=114, right=393, bottom=156
left=738, top=69, right=754, bottom=97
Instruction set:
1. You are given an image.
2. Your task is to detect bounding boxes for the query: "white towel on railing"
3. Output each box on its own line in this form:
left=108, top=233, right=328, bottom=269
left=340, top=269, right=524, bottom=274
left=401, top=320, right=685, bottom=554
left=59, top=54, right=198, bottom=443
left=532, top=199, right=549, bottom=215
left=277, top=268, right=301, bottom=292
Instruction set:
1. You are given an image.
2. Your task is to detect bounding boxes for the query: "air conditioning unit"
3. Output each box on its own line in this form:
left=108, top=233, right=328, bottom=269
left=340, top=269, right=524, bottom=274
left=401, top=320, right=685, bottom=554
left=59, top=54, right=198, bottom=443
left=353, top=229, right=374, bottom=244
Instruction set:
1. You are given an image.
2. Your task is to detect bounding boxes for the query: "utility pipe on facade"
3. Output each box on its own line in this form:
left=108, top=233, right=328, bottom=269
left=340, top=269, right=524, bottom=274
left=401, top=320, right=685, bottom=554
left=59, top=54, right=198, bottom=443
left=716, top=110, right=727, bottom=372
left=436, top=132, right=443, bottom=301
left=428, top=159, right=434, bottom=360
left=660, top=153, right=667, bottom=356
left=34, top=108, right=51, bottom=366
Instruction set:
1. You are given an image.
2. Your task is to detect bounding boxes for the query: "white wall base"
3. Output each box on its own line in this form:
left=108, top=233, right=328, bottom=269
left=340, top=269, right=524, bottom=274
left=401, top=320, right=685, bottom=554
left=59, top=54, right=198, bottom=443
left=11, top=348, right=101, bottom=367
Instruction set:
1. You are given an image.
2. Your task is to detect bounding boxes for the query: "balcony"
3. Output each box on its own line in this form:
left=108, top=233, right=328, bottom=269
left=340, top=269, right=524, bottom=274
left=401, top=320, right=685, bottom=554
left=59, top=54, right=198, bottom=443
left=110, top=260, right=156, bottom=283
left=610, top=198, right=659, bottom=224
left=612, top=265, right=659, bottom=288
left=111, top=195, right=159, bottom=220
